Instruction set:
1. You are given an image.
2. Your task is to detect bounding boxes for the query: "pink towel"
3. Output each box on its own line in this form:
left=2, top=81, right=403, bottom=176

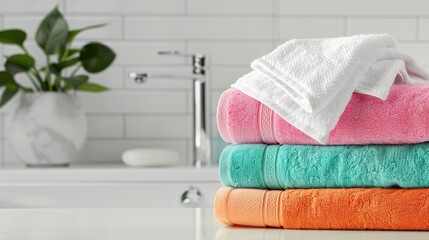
left=217, top=85, right=429, bottom=145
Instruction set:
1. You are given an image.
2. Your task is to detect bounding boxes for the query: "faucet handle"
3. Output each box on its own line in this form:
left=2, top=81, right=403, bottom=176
left=180, top=186, right=203, bottom=207
left=158, top=51, right=205, bottom=61
left=129, top=72, right=147, bottom=83
left=158, top=51, right=206, bottom=76
left=192, top=55, right=205, bottom=75
left=158, top=51, right=194, bottom=58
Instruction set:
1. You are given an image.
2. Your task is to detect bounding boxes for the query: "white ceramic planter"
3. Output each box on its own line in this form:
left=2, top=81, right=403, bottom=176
left=8, top=93, right=87, bottom=167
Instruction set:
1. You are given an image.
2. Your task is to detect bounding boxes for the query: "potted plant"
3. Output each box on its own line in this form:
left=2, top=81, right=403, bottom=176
left=0, top=7, right=116, bottom=167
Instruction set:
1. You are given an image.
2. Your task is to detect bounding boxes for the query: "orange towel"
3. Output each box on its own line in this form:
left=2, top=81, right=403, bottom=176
left=215, top=188, right=429, bottom=230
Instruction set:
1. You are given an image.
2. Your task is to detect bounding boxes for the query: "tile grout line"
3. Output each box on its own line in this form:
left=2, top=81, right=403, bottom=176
left=1, top=138, right=4, bottom=167
left=121, top=14, right=126, bottom=40
left=0, top=113, right=4, bottom=165
left=122, top=114, right=127, bottom=139
left=185, top=140, right=190, bottom=165
left=184, top=39, right=189, bottom=56
left=186, top=89, right=190, bottom=113
left=8, top=13, right=273, bottom=17
left=62, top=0, right=67, bottom=13
left=276, top=14, right=429, bottom=18
left=87, top=113, right=192, bottom=116
left=4, top=13, right=429, bottom=18
left=18, top=39, right=276, bottom=43
left=272, top=0, right=278, bottom=47
left=207, top=37, right=214, bottom=148
left=343, top=16, right=348, bottom=36
left=121, top=65, right=127, bottom=89
left=416, top=17, right=420, bottom=41
left=184, top=39, right=190, bottom=114
left=86, top=137, right=192, bottom=141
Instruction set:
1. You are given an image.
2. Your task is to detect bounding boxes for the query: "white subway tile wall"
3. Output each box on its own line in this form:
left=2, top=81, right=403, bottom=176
left=0, top=0, right=428, bottom=165
left=277, top=17, right=345, bottom=40
left=346, top=18, right=417, bottom=41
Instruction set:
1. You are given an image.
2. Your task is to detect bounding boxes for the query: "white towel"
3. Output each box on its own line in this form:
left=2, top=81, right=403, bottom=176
left=232, top=34, right=429, bottom=143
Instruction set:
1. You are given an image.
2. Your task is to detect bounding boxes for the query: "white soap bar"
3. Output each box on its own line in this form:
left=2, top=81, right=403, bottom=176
left=122, top=148, right=179, bottom=167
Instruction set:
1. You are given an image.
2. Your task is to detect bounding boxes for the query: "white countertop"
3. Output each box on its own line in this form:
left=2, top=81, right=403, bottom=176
left=0, top=163, right=219, bottom=183
left=0, top=208, right=428, bottom=240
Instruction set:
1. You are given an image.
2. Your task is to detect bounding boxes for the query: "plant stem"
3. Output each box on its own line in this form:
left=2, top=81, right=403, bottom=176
left=31, top=69, right=45, bottom=90
left=25, top=72, right=41, bottom=91
left=45, top=56, right=52, bottom=91
left=20, top=45, right=30, bottom=55
left=54, top=75, right=61, bottom=92
left=20, top=45, right=43, bottom=91
left=70, top=63, right=81, bottom=77
left=20, top=86, right=33, bottom=92
left=60, top=44, right=70, bottom=62
left=14, top=81, right=33, bottom=92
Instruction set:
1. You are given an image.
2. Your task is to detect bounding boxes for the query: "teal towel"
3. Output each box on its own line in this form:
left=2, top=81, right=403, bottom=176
left=220, top=143, right=429, bottom=189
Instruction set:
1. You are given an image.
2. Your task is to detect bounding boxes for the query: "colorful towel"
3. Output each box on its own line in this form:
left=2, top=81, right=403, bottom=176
left=215, top=187, right=429, bottom=230
left=220, top=144, right=429, bottom=189
left=232, top=35, right=429, bottom=143
left=217, top=85, right=429, bottom=145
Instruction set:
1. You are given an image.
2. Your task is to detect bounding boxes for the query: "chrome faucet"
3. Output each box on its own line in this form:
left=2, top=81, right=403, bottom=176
left=128, top=51, right=210, bottom=168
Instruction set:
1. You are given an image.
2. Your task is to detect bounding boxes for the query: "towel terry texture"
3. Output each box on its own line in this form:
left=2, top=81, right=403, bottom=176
left=215, top=187, right=429, bottom=230
left=214, top=35, right=429, bottom=231
left=217, top=85, right=429, bottom=145
left=232, top=35, right=429, bottom=143
left=220, top=144, right=429, bottom=189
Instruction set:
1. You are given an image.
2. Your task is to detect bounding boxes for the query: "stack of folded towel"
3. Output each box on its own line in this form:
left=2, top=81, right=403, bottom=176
left=214, top=34, right=429, bottom=230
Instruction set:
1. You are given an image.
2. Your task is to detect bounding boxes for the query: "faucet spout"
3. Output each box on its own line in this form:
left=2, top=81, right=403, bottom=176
left=152, top=51, right=211, bottom=168
left=193, top=78, right=210, bottom=168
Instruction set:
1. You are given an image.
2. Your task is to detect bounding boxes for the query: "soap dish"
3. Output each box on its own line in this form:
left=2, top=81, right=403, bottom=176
left=122, top=148, right=179, bottom=167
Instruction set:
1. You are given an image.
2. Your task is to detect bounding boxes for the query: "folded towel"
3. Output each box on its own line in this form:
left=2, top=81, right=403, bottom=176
left=220, top=144, right=429, bottom=189
left=217, top=85, right=429, bottom=145
left=251, top=35, right=401, bottom=112
left=215, top=226, right=423, bottom=240
left=215, top=187, right=429, bottom=230
left=232, top=35, right=429, bottom=143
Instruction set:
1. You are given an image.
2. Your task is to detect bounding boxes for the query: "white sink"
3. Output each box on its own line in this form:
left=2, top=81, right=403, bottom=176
left=0, top=163, right=221, bottom=208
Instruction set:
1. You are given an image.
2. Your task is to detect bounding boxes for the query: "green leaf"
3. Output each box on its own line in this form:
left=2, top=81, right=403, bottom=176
left=5, top=54, right=35, bottom=75
left=47, top=63, right=62, bottom=75
left=80, top=42, right=115, bottom=73
left=56, top=43, right=66, bottom=59
left=58, top=47, right=80, bottom=61
left=65, top=48, right=80, bottom=58
left=48, top=57, right=80, bottom=76
left=21, top=88, right=33, bottom=93
left=0, top=29, right=26, bottom=46
left=76, top=82, right=108, bottom=92
left=0, top=88, right=19, bottom=107
left=68, top=23, right=106, bottom=43
left=59, top=23, right=106, bottom=60
left=0, top=71, right=18, bottom=87
left=62, top=75, right=88, bottom=88
left=63, top=84, right=72, bottom=91
left=58, top=57, right=80, bottom=68
left=35, top=7, right=69, bottom=55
